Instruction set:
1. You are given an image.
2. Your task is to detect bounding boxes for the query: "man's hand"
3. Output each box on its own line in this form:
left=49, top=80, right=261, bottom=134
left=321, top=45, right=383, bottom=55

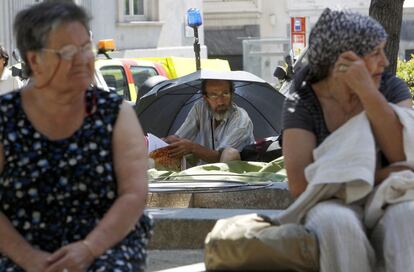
left=45, top=241, right=95, bottom=272
left=168, top=138, right=194, bottom=158
left=163, top=135, right=180, bottom=144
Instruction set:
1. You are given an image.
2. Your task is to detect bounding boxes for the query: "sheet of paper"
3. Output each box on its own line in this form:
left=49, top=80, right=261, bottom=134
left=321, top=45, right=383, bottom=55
left=146, top=133, right=169, bottom=154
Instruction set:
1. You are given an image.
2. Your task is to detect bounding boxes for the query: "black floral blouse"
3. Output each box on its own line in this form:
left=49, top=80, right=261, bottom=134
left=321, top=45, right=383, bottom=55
left=0, top=88, right=152, bottom=271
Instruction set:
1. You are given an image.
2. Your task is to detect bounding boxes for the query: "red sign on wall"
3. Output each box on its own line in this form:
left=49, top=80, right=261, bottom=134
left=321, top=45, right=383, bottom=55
left=292, top=34, right=305, bottom=44
left=290, top=17, right=306, bottom=57
left=291, top=17, right=306, bottom=34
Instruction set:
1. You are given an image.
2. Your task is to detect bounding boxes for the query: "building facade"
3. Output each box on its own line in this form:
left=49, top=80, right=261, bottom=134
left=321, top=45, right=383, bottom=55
left=203, top=0, right=414, bottom=83
left=203, top=0, right=262, bottom=70
left=0, top=0, right=206, bottom=65
left=1, top=0, right=412, bottom=80
left=401, top=3, right=414, bottom=60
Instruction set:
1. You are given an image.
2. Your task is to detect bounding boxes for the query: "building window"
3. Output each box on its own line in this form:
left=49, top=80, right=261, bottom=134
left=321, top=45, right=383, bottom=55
left=118, top=0, right=158, bottom=22
left=124, top=0, right=144, bottom=16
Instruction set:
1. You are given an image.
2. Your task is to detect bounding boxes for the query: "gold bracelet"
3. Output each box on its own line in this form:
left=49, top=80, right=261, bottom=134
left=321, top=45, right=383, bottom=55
left=82, top=240, right=98, bottom=258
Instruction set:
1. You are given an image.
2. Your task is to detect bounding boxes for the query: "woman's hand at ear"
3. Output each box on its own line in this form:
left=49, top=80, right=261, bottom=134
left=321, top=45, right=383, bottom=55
left=334, top=51, right=378, bottom=100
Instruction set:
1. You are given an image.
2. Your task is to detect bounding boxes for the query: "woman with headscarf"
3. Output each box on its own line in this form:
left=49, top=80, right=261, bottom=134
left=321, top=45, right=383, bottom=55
left=0, top=1, right=152, bottom=271
left=282, top=8, right=413, bottom=271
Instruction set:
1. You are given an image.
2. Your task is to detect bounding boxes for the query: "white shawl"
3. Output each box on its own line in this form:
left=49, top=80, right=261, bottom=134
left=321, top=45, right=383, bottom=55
left=273, top=104, right=414, bottom=226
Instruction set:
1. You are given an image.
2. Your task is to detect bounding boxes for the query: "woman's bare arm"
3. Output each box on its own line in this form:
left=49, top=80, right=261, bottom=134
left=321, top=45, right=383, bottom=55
left=282, top=128, right=316, bottom=198
left=81, top=101, right=148, bottom=256
left=337, top=51, right=413, bottom=164
left=358, top=94, right=411, bottom=164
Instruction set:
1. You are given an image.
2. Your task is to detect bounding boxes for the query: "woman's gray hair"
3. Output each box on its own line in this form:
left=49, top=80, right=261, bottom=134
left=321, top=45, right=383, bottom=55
left=307, top=8, right=387, bottom=83
left=13, top=0, right=91, bottom=76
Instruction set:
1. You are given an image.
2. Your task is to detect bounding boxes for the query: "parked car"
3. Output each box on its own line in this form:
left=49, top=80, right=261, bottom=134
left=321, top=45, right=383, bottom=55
left=95, top=39, right=169, bottom=104
left=135, top=56, right=231, bottom=79
left=95, top=58, right=168, bottom=104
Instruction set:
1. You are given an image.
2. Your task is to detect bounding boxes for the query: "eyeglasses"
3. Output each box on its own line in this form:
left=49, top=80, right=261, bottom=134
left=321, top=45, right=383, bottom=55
left=206, top=91, right=232, bottom=100
left=42, top=43, right=95, bottom=61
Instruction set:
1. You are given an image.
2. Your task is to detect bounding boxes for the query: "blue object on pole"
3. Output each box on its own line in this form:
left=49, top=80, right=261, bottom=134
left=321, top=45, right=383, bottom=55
left=187, top=8, right=202, bottom=27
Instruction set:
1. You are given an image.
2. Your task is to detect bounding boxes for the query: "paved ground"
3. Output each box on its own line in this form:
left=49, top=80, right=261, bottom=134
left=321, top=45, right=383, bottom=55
left=147, top=249, right=205, bottom=272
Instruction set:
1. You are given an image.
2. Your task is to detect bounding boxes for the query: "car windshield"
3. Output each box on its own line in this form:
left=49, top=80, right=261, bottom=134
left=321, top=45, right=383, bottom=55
left=130, top=66, right=158, bottom=91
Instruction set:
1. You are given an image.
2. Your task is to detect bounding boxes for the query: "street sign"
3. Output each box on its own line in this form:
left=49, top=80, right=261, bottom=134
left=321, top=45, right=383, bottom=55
left=290, top=17, right=306, bottom=57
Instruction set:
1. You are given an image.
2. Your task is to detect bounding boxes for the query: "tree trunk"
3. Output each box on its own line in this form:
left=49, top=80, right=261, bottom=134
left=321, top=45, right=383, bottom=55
left=369, top=0, right=405, bottom=75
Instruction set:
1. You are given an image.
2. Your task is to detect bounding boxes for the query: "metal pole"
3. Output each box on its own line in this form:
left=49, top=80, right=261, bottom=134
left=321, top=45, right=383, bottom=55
left=193, top=26, right=201, bottom=71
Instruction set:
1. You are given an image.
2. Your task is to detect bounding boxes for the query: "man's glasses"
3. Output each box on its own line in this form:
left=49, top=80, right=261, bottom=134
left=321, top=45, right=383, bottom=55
left=42, top=43, right=95, bottom=61
left=206, top=91, right=232, bottom=100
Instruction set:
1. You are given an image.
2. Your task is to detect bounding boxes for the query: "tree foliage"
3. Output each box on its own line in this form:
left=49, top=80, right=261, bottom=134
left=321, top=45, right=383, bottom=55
left=397, top=56, right=414, bottom=98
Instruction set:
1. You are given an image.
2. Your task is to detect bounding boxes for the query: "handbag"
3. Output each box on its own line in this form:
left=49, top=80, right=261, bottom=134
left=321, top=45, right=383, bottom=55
left=204, top=213, right=319, bottom=271
left=240, top=136, right=283, bottom=162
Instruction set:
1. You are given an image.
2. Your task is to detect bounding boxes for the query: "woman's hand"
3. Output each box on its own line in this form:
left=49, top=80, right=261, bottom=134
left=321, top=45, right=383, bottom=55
left=21, top=248, right=51, bottom=272
left=375, top=165, right=413, bottom=185
left=44, top=241, right=95, bottom=272
left=334, top=51, right=378, bottom=99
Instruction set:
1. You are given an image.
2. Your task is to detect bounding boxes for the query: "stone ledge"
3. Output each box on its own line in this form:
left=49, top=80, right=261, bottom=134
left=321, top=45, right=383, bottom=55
left=147, top=182, right=293, bottom=209
left=147, top=208, right=282, bottom=250
left=147, top=250, right=204, bottom=272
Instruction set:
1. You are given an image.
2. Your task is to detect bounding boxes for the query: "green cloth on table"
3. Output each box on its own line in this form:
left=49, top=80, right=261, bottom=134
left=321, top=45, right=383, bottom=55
left=148, top=157, right=286, bottom=183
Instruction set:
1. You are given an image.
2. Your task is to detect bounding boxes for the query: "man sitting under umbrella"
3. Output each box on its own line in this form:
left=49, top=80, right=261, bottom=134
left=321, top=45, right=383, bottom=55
left=164, top=79, right=255, bottom=165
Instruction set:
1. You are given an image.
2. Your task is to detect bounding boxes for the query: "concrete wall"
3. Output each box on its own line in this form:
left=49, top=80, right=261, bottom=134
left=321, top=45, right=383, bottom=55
left=203, top=0, right=414, bottom=80
left=203, top=0, right=261, bottom=70
left=259, top=0, right=290, bottom=38
left=0, top=0, right=39, bottom=64
left=285, top=0, right=368, bottom=41
left=83, top=0, right=205, bottom=58
left=0, top=0, right=205, bottom=63
left=203, top=0, right=261, bottom=27
left=88, top=1, right=163, bottom=49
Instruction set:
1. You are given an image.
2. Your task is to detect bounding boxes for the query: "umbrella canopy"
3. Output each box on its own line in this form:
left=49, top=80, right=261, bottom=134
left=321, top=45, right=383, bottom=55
left=135, top=70, right=285, bottom=139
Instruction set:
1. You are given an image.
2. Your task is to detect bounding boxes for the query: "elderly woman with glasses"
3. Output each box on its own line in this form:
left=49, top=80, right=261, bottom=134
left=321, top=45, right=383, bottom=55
left=282, top=8, right=414, bottom=271
left=0, top=1, right=152, bottom=272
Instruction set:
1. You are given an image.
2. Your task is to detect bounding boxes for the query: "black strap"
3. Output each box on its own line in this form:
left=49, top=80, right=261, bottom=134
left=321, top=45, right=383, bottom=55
left=210, top=117, right=215, bottom=150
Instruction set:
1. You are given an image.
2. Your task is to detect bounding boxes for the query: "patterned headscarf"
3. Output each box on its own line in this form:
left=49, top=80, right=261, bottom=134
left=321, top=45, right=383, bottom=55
left=307, top=8, right=387, bottom=83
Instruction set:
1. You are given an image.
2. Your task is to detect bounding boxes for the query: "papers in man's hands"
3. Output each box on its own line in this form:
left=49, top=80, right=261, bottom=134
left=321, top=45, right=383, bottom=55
left=146, top=133, right=186, bottom=171
left=146, top=133, right=169, bottom=154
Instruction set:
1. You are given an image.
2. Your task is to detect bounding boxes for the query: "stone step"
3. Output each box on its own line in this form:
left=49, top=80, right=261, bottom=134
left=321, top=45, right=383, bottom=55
left=147, top=249, right=297, bottom=272
left=154, top=263, right=205, bottom=272
left=147, top=181, right=293, bottom=209
left=147, top=208, right=282, bottom=250
left=147, top=249, right=205, bottom=272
